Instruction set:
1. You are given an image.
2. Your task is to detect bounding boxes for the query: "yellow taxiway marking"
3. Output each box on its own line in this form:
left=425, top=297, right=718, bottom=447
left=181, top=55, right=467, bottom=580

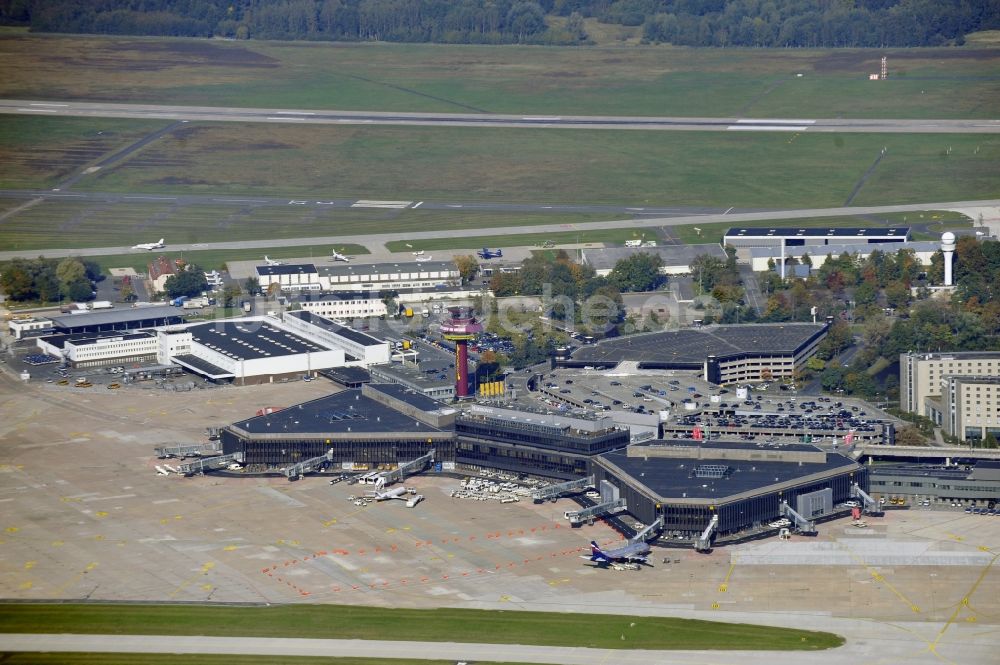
left=719, top=561, right=736, bottom=592
left=51, top=541, right=64, bottom=547
left=499, top=595, right=511, bottom=602
left=19, top=581, right=32, bottom=590
left=929, top=551, right=1000, bottom=657
left=95, top=511, right=108, bottom=518
left=23, top=561, right=35, bottom=570
left=223, top=545, right=238, bottom=552
left=169, top=562, right=215, bottom=599
left=322, top=519, right=338, bottom=527
left=50, top=562, right=98, bottom=597
left=842, top=543, right=921, bottom=614
left=5, top=526, right=20, bottom=533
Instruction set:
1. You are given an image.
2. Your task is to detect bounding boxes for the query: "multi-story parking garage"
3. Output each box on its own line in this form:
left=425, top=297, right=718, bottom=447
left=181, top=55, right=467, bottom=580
left=563, top=323, right=828, bottom=384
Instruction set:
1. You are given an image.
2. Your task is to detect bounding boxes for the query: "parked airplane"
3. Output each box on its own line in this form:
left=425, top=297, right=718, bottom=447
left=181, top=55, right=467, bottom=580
left=477, top=247, right=502, bottom=259
left=365, top=486, right=409, bottom=501
left=582, top=540, right=651, bottom=566
left=263, top=256, right=285, bottom=266
left=331, top=249, right=351, bottom=262
left=414, top=254, right=432, bottom=263
left=132, top=238, right=165, bottom=251
left=154, top=465, right=170, bottom=476
left=412, top=250, right=425, bottom=256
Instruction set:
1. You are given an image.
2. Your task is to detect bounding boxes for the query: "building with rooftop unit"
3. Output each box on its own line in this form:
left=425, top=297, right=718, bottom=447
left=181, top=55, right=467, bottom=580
left=923, top=375, right=1000, bottom=443
left=282, top=311, right=390, bottom=367
left=582, top=244, right=728, bottom=277
left=48, top=305, right=185, bottom=336
left=36, top=331, right=158, bottom=368
left=316, top=261, right=460, bottom=293
left=594, top=440, right=866, bottom=544
left=221, top=383, right=456, bottom=469
left=565, top=323, right=828, bottom=385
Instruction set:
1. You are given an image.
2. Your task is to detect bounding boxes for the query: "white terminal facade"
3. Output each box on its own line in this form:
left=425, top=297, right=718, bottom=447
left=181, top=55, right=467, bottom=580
left=255, top=261, right=461, bottom=293
left=900, top=351, right=1000, bottom=442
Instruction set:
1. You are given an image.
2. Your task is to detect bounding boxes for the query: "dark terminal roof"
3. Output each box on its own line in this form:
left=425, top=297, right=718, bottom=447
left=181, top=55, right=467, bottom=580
left=286, top=311, right=385, bottom=346
left=186, top=320, right=326, bottom=360
left=232, top=389, right=447, bottom=435
left=598, top=442, right=858, bottom=502
left=256, top=263, right=318, bottom=277
left=570, top=323, right=827, bottom=367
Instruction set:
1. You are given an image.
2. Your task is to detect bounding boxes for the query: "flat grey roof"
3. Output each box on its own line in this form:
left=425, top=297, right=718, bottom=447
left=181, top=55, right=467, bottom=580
left=570, top=323, right=827, bottom=367
left=232, top=389, right=447, bottom=435
left=599, top=444, right=858, bottom=501
left=725, top=227, right=910, bottom=239
left=186, top=320, right=327, bottom=361
left=40, top=331, right=154, bottom=349
left=582, top=244, right=727, bottom=271
left=256, top=264, right=317, bottom=277
left=49, top=305, right=182, bottom=329
left=318, top=261, right=456, bottom=277
left=369, top=382, right=453, bottom=412
left=286, top=311, right=385, bottom=346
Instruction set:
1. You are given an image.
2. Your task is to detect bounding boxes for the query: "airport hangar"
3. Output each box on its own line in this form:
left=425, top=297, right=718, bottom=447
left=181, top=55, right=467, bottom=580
left=220, top=391, right=865, bottom=546
left=560, top=322, right=829, bottom=385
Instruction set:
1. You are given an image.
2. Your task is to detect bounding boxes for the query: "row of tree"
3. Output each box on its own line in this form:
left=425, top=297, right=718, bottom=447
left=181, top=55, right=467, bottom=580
left=0, top=257, right=102, bottom=303
left=4, top=0, right=996, bottom=46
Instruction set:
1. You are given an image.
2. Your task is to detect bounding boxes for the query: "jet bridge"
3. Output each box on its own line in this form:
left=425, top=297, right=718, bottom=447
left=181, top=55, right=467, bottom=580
left=632, top=515, right=664, bottom=543
left=850, top=482, right=884, bottom=516
left=178, top=452, right=244, bottom=476
left=531, top=476, right=594, bottom=503
left=155, top=443, right=220, bottom=459
left=694, top=514, right=719, bottom=552
left=375, top=450, right=435, bottom=487
left=285, top=448, right=335, bottom=480
left=567, top=497, right=626, bottom=526
left=780, top=500, right=817, bottom=535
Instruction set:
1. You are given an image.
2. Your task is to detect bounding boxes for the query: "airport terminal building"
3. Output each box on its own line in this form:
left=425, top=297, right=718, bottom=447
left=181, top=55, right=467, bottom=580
left=563, top=323, right=828, bottom=384
left=594, top=441, right=867, bottom=540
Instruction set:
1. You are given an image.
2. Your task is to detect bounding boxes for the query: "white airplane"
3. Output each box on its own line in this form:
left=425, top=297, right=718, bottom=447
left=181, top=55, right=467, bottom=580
left=364, top=487, right=410, bottom=502
left=132, top=238, right=165, bottom=251
left=155, top=465, right=170, bottom=476
left=414, top=254, right=432, bottom=263
left=412, top=250, right=425, bottom=256
left=204, top=270, right=221, bottom=279
left=263, top=256, right=285, bottom=266
left=164, top=464, right=180, bottom=474
left=331, top=249, right=350, bottom=262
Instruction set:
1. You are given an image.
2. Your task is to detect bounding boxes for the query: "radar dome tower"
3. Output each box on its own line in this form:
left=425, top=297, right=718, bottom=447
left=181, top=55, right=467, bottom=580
left=941, top=232, right=956, bottom=286
left=440, top=306, right=484, bottom=399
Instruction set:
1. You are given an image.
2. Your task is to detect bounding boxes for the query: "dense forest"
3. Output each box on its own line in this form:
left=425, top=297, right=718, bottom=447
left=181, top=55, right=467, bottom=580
left=1, top=0, right=997, bottom=47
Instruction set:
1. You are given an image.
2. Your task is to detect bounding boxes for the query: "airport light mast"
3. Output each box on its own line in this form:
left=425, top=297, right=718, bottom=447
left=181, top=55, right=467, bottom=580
left=440, top=306, right=483, bottom=399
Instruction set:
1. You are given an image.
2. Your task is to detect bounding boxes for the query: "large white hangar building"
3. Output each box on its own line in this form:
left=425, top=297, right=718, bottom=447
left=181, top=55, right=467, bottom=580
left=255, top=261, right=461, bottom=293
left=156, top=313, right=390, bottom=384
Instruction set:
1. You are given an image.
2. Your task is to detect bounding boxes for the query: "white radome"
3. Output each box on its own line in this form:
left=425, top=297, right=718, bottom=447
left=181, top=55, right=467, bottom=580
left=941, top=231, right=956, bottom=248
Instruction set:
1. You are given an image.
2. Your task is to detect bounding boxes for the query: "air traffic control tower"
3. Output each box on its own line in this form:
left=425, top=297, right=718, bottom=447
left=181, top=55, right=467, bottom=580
left=440, top=306, right=483, bottom=399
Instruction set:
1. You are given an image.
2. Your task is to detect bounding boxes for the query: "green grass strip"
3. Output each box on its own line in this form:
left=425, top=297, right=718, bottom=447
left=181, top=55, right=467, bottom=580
left=0, top=603, right=843, bottom=651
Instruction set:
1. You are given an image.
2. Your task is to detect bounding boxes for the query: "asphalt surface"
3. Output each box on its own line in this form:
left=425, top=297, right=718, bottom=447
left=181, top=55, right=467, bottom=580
left=3, top=99, right=999, bottom=133
left=3, top=197, right=997, bottom=261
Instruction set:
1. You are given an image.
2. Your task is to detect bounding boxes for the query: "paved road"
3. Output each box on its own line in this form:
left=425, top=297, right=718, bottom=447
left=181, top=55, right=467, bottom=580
left=3, top=99, right=999, bottom=133
left=3, top=198, right=997, bottom=261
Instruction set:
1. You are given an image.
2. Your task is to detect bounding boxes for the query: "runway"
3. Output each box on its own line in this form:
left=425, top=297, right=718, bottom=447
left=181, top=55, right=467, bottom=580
left=1, top=198, right=996, bottom=261
left=3, top=99, right=999, bottom=133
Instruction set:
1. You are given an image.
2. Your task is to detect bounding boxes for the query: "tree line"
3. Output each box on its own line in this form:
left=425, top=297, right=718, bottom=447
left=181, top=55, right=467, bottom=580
left=3, top=0, right=996, bottom=47
left=0, top=257, right=103, bottom=303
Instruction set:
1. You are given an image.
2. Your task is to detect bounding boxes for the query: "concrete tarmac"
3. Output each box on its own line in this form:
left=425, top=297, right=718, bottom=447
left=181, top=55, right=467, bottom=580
left=3, top=99, right=999, bottom=133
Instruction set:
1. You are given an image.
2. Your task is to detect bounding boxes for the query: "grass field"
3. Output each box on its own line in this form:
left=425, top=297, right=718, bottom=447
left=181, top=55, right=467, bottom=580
left=0, top=116, right=165, bottom=189
left=669, top=211, right=972, bottom=244
left=62, top=122, right=1000, bottom=207
left=384, top=228, right=651, bottom=252
left=85, top=244, right=369, bottom=274
left=0, top=194, right=617, bottom=251
left=0, top=656, right=532, bottom=665
left=0, top=31, right=997, bottom=119
left=0, top=603, right=843, bottom=651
